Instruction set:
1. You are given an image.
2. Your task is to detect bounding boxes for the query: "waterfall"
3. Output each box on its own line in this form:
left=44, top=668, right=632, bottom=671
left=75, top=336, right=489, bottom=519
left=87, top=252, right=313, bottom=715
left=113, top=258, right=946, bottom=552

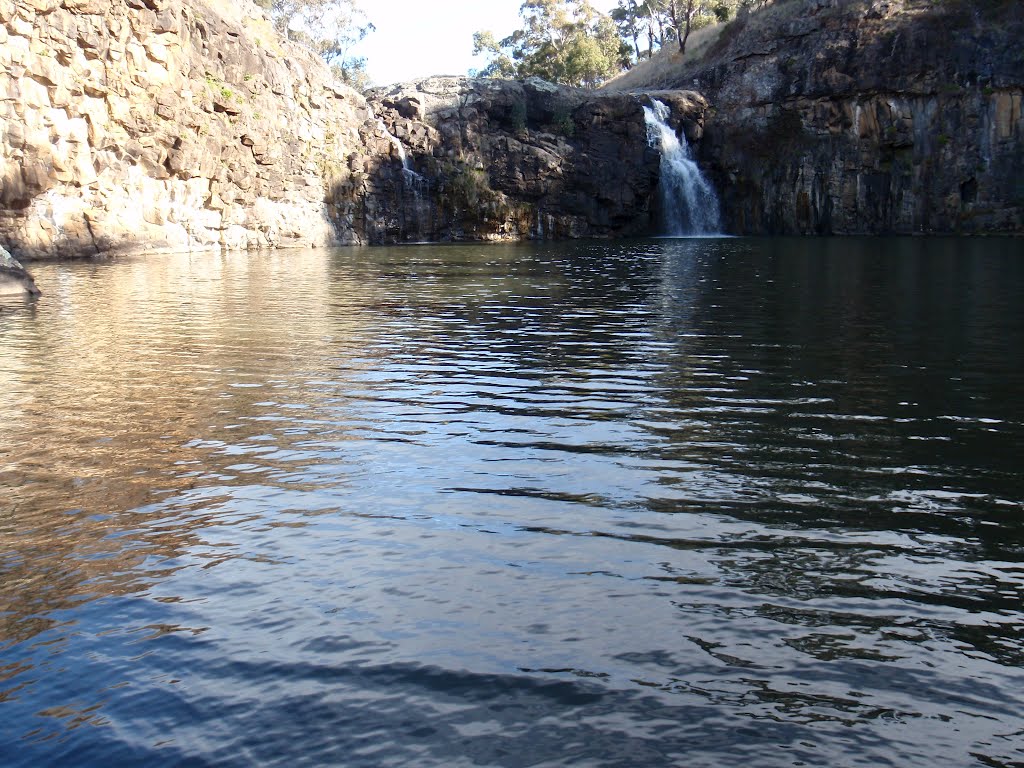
left=643, top=99, right=721, bottom=236
left=367, top=106, right=429, bottom=239
left=372, top=116, right=422, bottom=184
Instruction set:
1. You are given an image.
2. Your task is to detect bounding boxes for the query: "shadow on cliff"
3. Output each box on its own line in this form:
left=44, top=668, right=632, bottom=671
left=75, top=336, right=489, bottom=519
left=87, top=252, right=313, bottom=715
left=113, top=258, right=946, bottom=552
left=332, top=147, right=555, bottom=246
left=328, top=152, right=442, bottom=245
left=2, top=230, right=146, bottom=263
left=690, top=0, right=1024, bottom=235
left=350, top=80, right=673, bottom=245
left=334, top=145, right=665, bottom=246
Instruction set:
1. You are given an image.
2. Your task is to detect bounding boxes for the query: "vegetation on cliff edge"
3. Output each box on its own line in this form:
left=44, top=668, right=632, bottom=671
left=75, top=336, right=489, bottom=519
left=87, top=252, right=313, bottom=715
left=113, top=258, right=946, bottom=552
left=256, top=0, right=374, bottom=88
left=473, top=0, right=776, bottom=89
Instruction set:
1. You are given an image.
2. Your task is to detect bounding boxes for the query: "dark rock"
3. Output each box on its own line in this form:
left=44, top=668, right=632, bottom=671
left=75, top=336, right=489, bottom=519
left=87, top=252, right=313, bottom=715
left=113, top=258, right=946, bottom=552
left=363, top=76, right=701, bottom=243
left=642, top=0, right=1024, bottom=234
left=0, top=246, right=42, bottom=296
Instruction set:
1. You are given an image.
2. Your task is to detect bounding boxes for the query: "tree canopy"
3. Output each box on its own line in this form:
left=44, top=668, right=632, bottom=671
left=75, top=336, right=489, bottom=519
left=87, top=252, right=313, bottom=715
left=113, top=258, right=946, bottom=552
left=611, top=0, right=757, bottom=59
left=474, top=0, right=776, bottom=89
left=253, top=0, right=780, bottom=93
left=473, top=0, right=628, bottom=89
left=257, top=0, right=375, bottom=88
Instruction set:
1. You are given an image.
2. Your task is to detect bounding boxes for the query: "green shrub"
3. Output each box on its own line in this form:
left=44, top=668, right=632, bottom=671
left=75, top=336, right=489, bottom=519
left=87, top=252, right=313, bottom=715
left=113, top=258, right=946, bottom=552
left=439, top=160, right=497, bottom=213
left=551, top=105, right=575, bottom=137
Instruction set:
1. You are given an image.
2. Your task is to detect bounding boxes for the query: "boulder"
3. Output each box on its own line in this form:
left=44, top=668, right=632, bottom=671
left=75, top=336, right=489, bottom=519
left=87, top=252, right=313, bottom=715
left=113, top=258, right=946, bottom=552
left=0, top=246, right=42, bottom=296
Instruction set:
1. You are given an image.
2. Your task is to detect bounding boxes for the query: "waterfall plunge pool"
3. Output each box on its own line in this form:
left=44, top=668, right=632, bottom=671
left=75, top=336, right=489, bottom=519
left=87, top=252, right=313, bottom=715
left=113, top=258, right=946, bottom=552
left=1, top=237, right=1022, bottom=767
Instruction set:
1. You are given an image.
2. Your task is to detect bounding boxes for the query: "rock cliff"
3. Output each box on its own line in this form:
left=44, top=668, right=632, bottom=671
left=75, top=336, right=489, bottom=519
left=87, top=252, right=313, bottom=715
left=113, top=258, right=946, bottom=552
left=0, top=0, right=404, bottom=258
left=363, top=77, right=708, bottom=242
left=6, top=0, right=1014, bottom=255
left=0, top=243, right=40, bottom=294
left=616, top=0, right=1024, bottom=234
left=0, top=0, right=698, bottom=259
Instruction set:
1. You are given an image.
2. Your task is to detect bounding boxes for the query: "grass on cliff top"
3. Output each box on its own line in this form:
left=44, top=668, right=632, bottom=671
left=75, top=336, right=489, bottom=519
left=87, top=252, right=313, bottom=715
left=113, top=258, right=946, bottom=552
left=601, top=23, right=725, bottom=92
left=600, top=0, right=813, bottom=93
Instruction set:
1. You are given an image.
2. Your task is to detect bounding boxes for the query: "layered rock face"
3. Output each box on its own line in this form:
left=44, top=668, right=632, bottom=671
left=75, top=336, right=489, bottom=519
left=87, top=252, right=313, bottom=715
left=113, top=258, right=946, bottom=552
left=675, top=0, right=1023, bottom=234
left=0, top=0, right=415, bottom=258
left=17, top=0, right=1010, bottom=251
left=364, top=77, right=708, bottom=242
left=0, top=0, right=703, bottom=258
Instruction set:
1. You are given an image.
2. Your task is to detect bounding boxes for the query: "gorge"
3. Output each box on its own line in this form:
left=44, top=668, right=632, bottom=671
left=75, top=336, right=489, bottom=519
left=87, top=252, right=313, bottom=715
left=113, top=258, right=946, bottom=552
left=3, top=2, right=1024, bottom=764
left=0, top=0, right=1022, bottom=264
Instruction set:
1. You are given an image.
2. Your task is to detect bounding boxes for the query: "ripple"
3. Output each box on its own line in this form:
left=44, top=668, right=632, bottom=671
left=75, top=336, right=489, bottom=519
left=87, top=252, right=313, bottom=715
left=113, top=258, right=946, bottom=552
left=1, top=240, right=1023, bottom=766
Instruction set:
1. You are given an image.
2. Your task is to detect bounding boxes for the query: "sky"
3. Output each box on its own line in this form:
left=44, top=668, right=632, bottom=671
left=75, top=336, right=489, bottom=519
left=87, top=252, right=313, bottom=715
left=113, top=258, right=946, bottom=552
left=351, top=0, right=617, bottom=87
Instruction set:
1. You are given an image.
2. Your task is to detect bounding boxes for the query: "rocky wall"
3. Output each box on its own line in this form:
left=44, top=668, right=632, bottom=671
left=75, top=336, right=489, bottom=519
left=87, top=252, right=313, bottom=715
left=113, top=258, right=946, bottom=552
left=0, top=0, right=407, bottom=259
left=0, top=0, right=715, bottom=258
left=365, top=77, right=708, bottom=242
left=686, top=0, right=1024, bottom=234
left=704, top=88, right=1023, bottom=234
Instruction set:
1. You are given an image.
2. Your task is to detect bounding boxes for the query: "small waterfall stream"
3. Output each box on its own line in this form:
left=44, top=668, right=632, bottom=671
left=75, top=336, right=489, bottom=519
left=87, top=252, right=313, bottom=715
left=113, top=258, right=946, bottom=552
left=643, top=99, right=721, bottom=236
left=369, top=107, right=429, bottom=239
left=372, top=116, right=423, bottom=185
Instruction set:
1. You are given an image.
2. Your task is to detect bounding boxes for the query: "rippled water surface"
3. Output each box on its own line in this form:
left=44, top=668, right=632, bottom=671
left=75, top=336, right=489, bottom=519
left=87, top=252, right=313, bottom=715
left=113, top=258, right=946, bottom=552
left=1, top=238, right=1023, bottom=766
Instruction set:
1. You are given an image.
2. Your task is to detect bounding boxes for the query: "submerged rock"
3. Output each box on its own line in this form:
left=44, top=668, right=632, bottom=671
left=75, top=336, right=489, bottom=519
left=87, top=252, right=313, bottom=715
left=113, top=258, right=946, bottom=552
left=0, top=247, right=41, bottom=297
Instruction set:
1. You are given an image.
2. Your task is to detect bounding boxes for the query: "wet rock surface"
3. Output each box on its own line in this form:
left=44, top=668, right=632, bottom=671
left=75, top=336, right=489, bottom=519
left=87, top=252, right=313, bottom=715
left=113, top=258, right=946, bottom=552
left=0, top=244, right=40, bottom=295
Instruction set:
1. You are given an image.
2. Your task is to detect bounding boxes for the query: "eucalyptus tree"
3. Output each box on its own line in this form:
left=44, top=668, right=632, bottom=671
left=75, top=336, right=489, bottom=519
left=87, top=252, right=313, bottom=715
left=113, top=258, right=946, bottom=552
left=611, top=0, right=644, bottom=60
left=473, top=0, right=627, bottom=88
left=610, top=0, right=753, bottom=62
left=666, top=0, right=697, bottom=54
left=259, top=0, right=375, bottom=87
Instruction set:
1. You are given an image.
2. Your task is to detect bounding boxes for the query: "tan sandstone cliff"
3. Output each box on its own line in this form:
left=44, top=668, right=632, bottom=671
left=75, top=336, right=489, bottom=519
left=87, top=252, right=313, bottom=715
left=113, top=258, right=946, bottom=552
left=0, top=0, right=410, bottom=258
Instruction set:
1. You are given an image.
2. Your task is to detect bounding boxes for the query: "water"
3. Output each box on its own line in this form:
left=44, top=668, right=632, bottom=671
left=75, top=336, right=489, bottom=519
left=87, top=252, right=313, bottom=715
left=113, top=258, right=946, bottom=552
left=1, top=238, right=1023, bottom=767
left=644, top=100, right=721, bottom=236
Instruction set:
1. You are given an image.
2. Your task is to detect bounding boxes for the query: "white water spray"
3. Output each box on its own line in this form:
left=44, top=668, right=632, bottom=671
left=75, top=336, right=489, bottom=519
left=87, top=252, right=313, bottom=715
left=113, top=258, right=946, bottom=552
left=643, top=99, right=721, bottom=236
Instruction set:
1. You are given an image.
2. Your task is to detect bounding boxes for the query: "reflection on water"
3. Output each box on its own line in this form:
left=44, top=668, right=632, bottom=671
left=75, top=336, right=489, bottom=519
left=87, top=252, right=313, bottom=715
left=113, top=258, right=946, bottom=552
left=1, top=239, right=1022, bottom=766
